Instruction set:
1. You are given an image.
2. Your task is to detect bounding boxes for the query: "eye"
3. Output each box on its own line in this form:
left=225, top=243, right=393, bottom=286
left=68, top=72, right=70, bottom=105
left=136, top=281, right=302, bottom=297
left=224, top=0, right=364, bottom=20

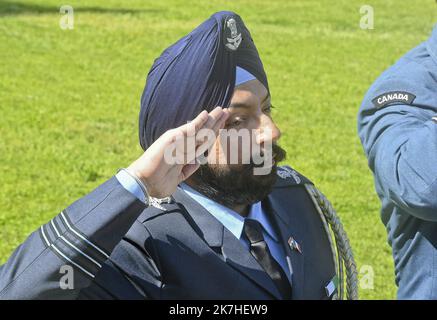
left=263, top=104, right=274, bottom=114
left=227, top=116, right=246, bottom=127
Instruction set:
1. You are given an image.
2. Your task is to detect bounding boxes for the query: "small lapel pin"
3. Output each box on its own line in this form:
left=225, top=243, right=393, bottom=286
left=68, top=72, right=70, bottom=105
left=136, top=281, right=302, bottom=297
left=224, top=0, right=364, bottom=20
left=288, top=237, right=302, bottom=254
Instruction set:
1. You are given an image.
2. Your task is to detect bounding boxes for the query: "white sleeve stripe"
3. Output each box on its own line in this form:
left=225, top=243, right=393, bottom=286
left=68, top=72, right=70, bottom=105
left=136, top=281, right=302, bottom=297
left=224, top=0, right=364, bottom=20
left=50, top=218, right=102, bottom=268
left=40, top=226, right=50, bottom=247
left=51, top=245, right=95, bottom=278
left=41, top=224, right=95, bottom=278
left=50, top=220, right=61, bottom=237
left=59, top=235, right=102, bottom=268
left=60, top=211, right=110, bottom=259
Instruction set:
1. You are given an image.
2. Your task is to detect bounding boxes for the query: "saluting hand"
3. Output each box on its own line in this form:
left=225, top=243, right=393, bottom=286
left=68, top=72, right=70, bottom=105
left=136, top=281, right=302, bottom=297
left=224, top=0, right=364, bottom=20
left=127, top=107, right=229, bottom=198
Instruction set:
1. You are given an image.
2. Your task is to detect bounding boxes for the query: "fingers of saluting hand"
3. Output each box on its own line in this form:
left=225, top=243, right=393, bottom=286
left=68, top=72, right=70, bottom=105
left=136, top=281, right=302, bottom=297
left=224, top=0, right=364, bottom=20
left=178, top=110, right=209, bottom=136
left=176, top=107, right=229, bottom=180
left=194, top=111, right=228, bottom=160
left=198, top=107, right=229, bottom=142
left=177, top=107, right=228, bottom=137
left=172, top=107, right=228, bottom=161
left=202, top=107, right=228, bottom=132
left=130, top=108, right=229, bottom=197
left=191, top=108, right=228, bottom=163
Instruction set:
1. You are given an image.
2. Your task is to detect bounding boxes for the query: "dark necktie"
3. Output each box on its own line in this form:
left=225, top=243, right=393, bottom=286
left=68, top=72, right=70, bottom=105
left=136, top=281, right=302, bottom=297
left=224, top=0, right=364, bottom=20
left=243, top=218, right=292, bottom=299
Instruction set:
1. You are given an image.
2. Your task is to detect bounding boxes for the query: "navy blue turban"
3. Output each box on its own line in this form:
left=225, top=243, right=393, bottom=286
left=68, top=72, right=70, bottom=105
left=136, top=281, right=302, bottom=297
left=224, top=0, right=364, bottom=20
left=139, top=11, right=269, bottom=150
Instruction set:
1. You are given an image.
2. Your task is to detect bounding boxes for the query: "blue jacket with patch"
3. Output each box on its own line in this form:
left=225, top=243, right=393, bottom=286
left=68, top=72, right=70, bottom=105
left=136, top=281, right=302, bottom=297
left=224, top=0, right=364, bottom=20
left=358, top=26, right=437, bottom=299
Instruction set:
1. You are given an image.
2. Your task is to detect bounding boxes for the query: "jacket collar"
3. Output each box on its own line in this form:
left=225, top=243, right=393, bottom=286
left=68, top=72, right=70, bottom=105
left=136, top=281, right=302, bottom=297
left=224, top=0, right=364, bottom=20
left=179, top=183, right=279, bottom=241
left=171, top=186, right=283, bottom=299
left=171, top=187, right=224, bottom=248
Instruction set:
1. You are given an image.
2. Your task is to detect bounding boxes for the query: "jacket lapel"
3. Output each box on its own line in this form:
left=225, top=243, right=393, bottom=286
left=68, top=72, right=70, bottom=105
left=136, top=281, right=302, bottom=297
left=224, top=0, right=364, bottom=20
left=264, top=194, right=305, bottom=299
left=221, top=227, right=282, bottom=299
left=171, top=187, right=224, bottom=248
left=171, top=187, right=282, bottom=299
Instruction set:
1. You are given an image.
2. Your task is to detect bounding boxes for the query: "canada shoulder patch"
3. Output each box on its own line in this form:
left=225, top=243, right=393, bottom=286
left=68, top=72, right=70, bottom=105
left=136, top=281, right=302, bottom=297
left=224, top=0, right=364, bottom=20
left=371, top=91, right=416, bottom=109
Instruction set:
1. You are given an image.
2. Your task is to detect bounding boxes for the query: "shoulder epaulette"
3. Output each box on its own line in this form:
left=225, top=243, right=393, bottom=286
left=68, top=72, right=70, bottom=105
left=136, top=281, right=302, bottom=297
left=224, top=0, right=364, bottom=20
left=274, top=165, right=313, bottom=187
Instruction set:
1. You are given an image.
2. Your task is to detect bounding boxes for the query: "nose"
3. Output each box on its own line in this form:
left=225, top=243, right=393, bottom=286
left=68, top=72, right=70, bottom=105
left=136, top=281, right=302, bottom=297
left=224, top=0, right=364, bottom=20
left=258, top=114, right=281, bottom=144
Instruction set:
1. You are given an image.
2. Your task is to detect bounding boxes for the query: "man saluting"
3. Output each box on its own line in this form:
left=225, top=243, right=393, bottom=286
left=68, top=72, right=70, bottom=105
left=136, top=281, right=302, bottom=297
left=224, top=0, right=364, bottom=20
left=0, top=11, right=338, bottom=299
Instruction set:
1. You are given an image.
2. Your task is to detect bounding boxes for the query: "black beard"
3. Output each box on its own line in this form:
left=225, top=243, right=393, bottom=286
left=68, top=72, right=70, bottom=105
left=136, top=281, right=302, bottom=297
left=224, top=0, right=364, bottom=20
left=189, top=144, right=287, bottom=209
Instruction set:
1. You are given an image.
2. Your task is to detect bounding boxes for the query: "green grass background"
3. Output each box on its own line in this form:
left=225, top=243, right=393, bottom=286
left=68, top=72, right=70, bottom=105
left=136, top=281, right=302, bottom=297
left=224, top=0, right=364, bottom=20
left=1, top=0, right=436, bottom=299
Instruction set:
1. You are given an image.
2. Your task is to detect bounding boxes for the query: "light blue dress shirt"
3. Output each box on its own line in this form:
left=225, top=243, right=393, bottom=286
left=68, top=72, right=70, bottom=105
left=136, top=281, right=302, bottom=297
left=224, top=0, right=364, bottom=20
left=115, top=170, right=147, bottom=203
left=115, top=172, right=291, bottom=280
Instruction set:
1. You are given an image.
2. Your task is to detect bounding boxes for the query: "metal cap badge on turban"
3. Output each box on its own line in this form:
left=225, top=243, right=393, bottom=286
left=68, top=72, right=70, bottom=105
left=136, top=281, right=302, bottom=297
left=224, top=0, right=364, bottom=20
left=139, top=11, right=269, bottom=150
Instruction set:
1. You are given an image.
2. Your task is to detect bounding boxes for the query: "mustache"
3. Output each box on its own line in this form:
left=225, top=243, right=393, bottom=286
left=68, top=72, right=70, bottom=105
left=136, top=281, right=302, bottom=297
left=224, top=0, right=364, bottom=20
left=251, top=143, right=287, bottom=168
left=238, top=144, right=287, bottom=174
left=190, top=145, right=286, bottom=207
left=272, top=143, right=287, bottom=163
